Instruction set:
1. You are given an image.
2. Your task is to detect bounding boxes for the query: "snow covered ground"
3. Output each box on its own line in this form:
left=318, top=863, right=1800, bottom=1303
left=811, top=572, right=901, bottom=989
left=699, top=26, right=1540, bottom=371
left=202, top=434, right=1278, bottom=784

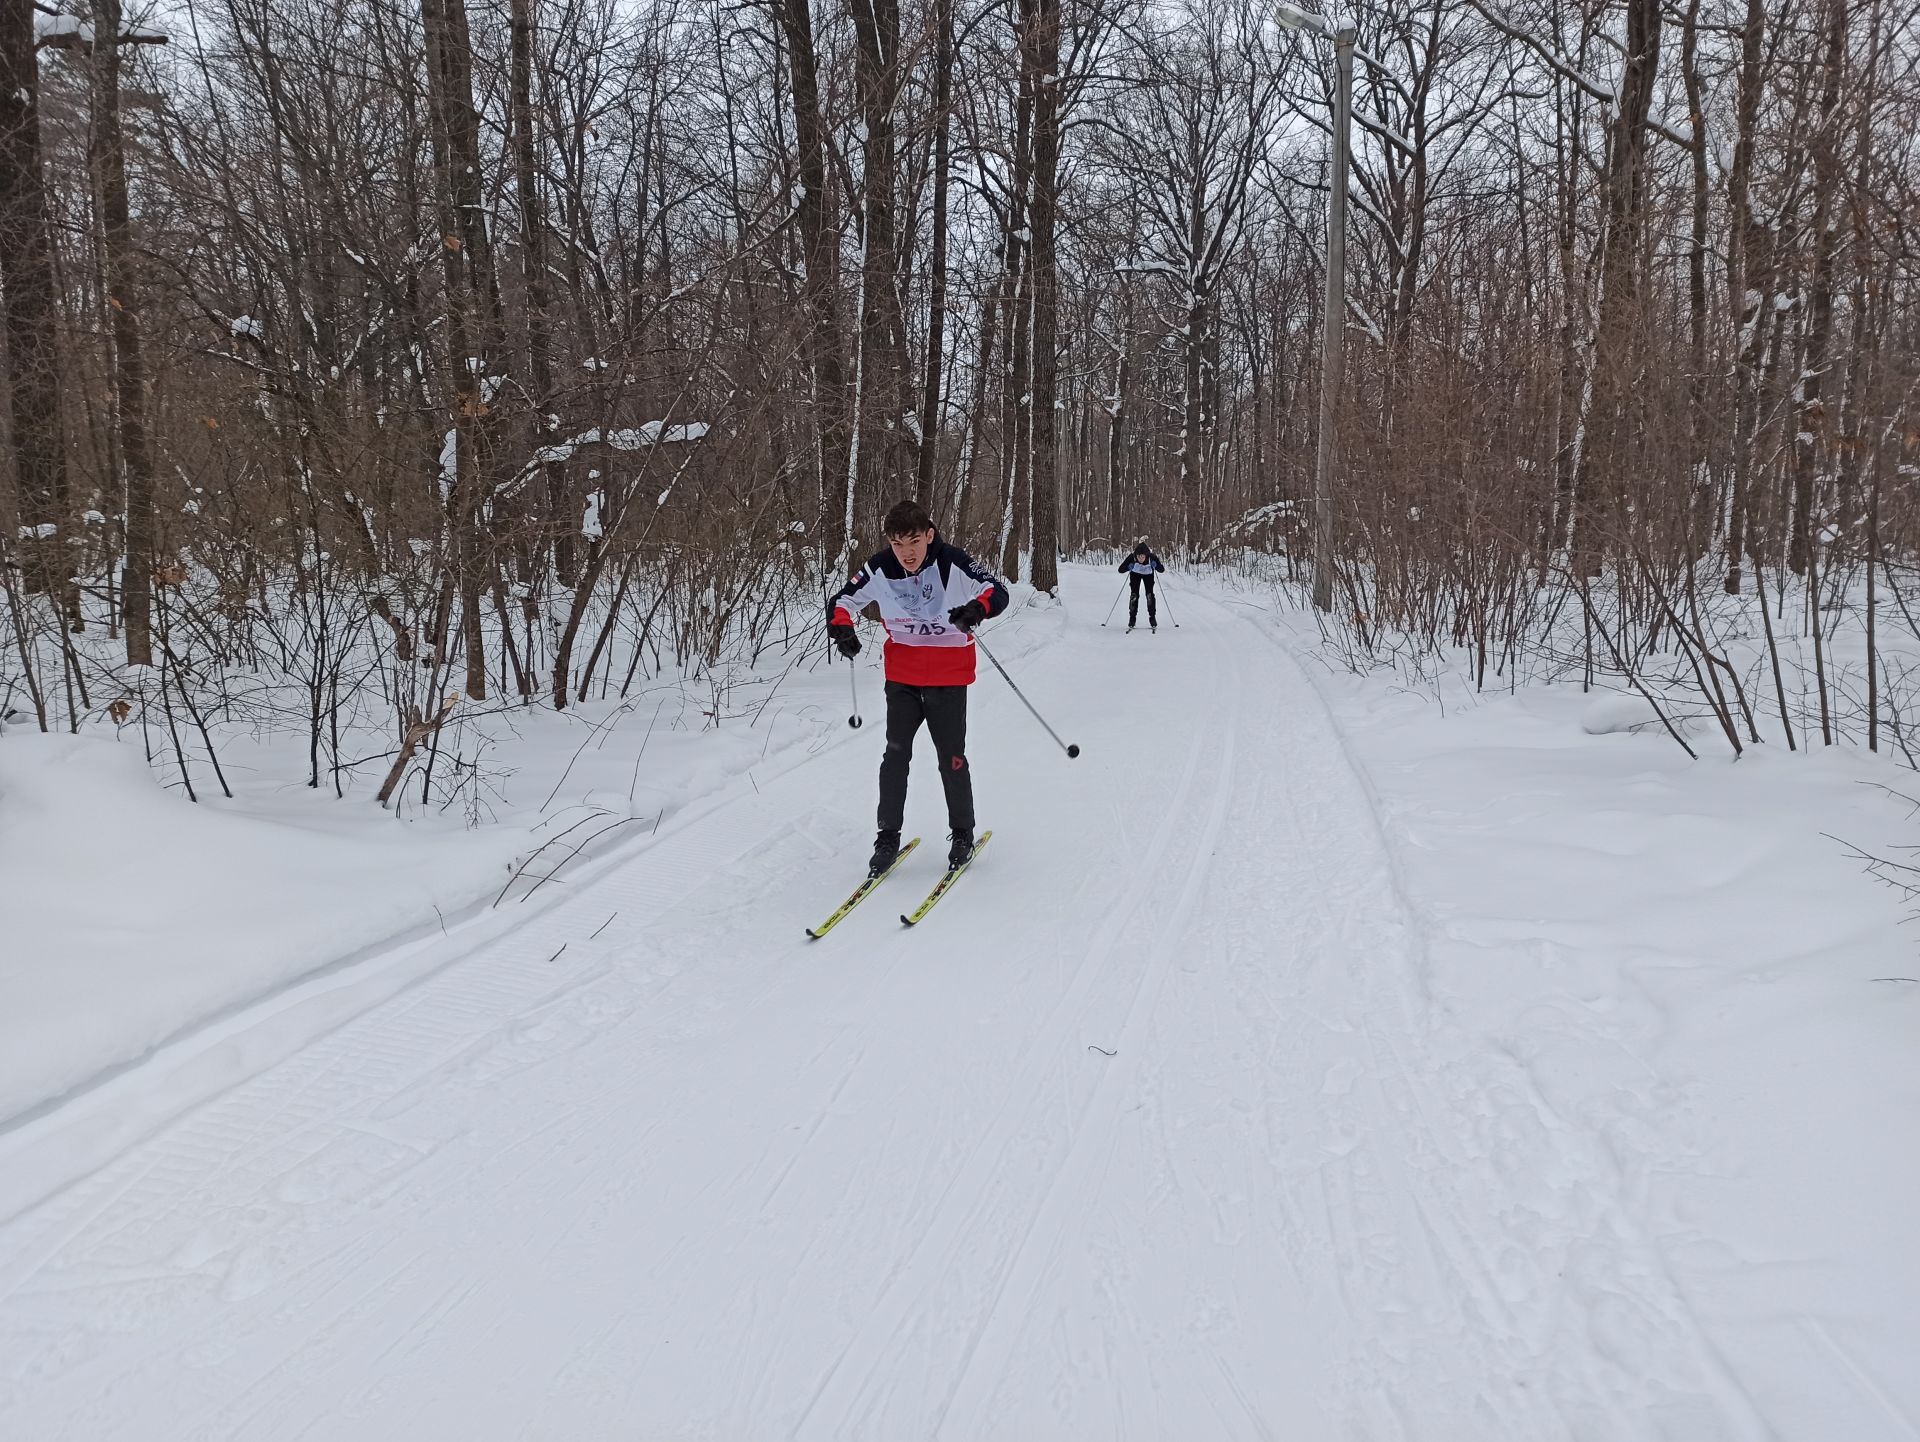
left=0, top=735, right=526, bottom=1128
left=1252, top=600, right=1920, bottom=1439
left=0, top=564, right=1914, bottom=1439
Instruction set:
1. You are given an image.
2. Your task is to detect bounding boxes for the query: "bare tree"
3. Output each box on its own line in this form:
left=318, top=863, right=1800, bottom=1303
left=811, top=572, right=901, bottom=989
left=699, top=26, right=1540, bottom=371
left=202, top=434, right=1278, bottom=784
left=777, top=0, right=855, bottom=563
left=0, top=0, right=69, bottom=608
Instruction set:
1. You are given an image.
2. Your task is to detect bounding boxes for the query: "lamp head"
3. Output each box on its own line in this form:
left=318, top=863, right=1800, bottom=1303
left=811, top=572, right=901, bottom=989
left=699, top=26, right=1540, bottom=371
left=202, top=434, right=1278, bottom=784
left=1274, top=3, right=1328, bottom=33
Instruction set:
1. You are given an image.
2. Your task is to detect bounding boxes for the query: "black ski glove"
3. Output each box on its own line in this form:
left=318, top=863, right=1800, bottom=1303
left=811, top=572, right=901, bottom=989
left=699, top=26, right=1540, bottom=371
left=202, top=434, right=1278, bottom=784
left=947, top=599, right=988, bottom=633
left=830, top=622, right=861, bottom=658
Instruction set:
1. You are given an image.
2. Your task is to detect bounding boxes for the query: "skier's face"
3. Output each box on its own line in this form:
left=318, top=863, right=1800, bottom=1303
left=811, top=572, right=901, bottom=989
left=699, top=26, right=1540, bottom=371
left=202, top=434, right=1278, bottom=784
left=889, top=527, right=935, bottom=572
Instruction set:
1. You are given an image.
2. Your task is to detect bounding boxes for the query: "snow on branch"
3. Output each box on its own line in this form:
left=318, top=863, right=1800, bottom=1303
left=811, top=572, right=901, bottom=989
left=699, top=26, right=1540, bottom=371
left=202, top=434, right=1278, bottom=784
left=1213, top=499, right=1303, bottom=544
left=493, top=421, right=711, bottom=502
left=34, top=10, right=167, bottom=49
left=1464, top=0, right=1692, bottom=148
left=1113, top=259, right=1189, bottom=281
left=1352, top=109, right=1415, bottom=158
left=539, top=421, right=711, bottom=464
left=34, top=13, right=88, bottom=43
left=1345, top=295, right=1385, bottom=346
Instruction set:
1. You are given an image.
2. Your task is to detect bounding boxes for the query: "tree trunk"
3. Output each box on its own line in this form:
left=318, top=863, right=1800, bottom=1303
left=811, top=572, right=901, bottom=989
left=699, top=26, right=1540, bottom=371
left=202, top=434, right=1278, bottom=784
left=1569, top=0, right=1661, bottom=575
left=999, top=243, right=1032, bottom=583
left=89, top=0, right=157, bottom=667
left=915, top=0, right=954, bottom=504
left=1026, top=0, right=1061, bottom=593
left=1789, top=0, right=1845, bottom=577
left=512, top=0, right=572, bottom=593
left=0, top=0, right=69, bottom=609
left=1680, top=0, right=1710, bottom=481
left=776, top=0, right=853, bottom=563
left=421, top=0, right=506, bottom=699
left=997, top=23, right=1034, bottom=582
left=846, top=0, right=913, bottom=535
left=1548, top=74, right=1583, bottom=559
left=1723, top=0, right=1764, bottom=592
left=1106, top=342, right=1128, bottom=541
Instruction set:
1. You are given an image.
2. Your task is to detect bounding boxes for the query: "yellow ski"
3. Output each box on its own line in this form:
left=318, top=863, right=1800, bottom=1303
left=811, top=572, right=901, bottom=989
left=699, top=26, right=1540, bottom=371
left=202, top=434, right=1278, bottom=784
left=805, top=838, right=921, bottom=939
left=900, top=831, right=992, bottom=927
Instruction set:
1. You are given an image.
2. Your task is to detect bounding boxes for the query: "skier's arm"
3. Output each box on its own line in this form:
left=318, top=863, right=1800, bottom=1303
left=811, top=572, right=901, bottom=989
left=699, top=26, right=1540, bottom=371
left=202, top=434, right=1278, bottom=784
left=949, top=548, right=1011, bottom=623
left=827, top=557, right=883, bottom=654
left=827, top=557, right=883, bottom=630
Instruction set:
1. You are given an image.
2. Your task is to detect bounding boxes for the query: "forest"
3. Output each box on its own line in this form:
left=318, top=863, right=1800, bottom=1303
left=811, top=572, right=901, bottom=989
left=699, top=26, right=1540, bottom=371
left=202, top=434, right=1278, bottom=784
left=1, top=0, right=1916, bottom=780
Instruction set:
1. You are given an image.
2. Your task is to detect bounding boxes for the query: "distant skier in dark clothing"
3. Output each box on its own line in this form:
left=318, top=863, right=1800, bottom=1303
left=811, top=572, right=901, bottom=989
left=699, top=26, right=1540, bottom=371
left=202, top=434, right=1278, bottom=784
left=829, top=501, right=1011, bottom=875
left=1119, top=542, right=1164, bottom=631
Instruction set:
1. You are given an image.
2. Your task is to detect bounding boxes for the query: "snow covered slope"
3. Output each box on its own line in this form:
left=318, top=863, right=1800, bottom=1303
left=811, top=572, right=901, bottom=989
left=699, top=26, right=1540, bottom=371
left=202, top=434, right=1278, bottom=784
left=0, top=566, right=1912, bottom=1439
left=0, top=735, right=526, bottom=1126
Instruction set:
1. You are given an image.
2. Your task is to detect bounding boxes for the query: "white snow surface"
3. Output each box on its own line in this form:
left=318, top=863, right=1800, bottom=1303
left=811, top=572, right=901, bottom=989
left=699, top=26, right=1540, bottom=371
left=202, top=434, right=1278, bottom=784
left=0, top=735, right=525, bottom=1128
left=0, top=565, right=1915, bottom=1439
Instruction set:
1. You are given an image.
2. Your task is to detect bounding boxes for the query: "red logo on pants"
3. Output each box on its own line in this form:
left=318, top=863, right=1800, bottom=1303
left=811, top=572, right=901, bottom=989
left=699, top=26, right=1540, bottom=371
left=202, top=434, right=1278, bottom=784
left=950, top=755, right=966, bottom=771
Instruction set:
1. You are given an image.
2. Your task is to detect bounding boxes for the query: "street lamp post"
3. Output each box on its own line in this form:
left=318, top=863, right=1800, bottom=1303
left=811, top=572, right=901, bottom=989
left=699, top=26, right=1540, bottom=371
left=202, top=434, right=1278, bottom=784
left=1275, top=5, right=1355, bottom=613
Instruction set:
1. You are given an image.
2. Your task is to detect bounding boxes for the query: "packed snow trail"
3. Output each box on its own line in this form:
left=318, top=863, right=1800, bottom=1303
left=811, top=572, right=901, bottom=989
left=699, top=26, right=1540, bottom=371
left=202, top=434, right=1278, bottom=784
left=0, top=567, right=1769, bottom=1439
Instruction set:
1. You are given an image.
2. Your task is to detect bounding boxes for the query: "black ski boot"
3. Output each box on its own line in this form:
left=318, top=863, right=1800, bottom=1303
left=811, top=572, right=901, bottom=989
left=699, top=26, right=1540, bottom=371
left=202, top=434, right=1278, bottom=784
left=869, top=829, right=903, bottom=877
left=946, top=829, right=975, bottom=871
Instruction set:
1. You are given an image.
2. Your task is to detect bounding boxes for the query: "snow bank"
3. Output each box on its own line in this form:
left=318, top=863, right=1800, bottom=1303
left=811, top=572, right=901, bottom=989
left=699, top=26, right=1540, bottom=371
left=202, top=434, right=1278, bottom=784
left=1579, top=690, right=1672, bottom=735
left=1315, top=669, right=1920, bottom=1429
left=0, top=638, right=851, bottom=1140
left=0, top=735, right=525, bottom=1125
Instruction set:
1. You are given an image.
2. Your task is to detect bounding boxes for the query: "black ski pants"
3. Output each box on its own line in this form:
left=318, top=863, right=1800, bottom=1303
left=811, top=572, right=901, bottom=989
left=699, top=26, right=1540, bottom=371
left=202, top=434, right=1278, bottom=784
left=1128, top=572, right=1158, bottom=626
left=878, top=681, right=973, bottom=834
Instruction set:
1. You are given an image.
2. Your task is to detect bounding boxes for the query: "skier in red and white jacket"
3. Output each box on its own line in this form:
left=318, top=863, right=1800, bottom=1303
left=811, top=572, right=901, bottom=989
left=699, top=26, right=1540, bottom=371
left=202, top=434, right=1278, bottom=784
left=828, top=500, right=1011, bottom=875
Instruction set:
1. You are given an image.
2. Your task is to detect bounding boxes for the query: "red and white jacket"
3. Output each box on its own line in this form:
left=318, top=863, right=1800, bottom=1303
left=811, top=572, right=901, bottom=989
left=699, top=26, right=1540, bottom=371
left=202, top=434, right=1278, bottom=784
left=828, top=536, right=1011, bottom=686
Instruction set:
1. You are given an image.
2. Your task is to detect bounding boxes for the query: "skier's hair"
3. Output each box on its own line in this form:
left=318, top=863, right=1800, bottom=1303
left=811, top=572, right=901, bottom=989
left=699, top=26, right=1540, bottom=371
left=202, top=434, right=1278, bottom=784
left=883, top=500, right=936, bottom=538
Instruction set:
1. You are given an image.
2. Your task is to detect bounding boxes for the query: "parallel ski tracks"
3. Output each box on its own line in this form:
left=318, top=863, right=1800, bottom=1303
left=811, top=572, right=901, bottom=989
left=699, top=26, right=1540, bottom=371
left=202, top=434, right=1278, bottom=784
left=0, top=577, right=1782, bottom=1442
left=794, top=622, right=1244, bottom=1440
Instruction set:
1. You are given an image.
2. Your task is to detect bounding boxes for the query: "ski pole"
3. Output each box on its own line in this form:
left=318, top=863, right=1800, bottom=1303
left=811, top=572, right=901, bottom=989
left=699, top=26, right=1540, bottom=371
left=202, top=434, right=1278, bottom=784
left=975, top=635, right=1080, bottom=758
left=1100, top=579, right=1126, bottom=627
left=847, top=650, right=863, bottom=728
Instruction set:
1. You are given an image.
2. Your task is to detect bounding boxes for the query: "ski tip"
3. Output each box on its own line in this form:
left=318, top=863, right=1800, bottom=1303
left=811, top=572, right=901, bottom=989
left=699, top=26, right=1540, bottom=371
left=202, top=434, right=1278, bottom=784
left=899, top=915, right=915, bottom=927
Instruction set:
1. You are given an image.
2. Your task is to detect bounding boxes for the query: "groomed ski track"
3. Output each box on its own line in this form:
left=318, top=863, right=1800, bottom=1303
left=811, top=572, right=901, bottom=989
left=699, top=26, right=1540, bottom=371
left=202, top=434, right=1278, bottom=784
left=0, top=565, right=1765, bottom=1440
